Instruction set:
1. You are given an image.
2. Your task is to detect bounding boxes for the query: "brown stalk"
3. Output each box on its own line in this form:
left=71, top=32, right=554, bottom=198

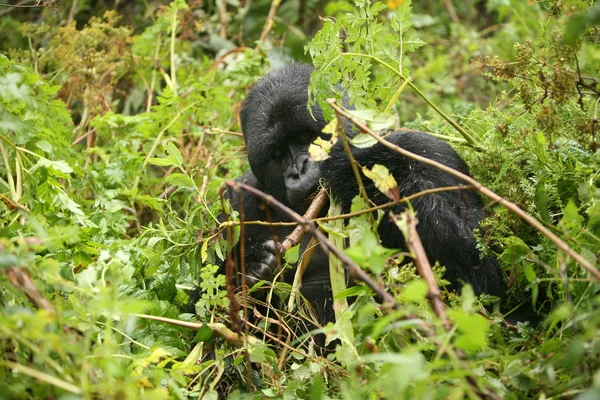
left=281, top=188, right=329, bottom=250
left=390, top=212, right=451, bottom=331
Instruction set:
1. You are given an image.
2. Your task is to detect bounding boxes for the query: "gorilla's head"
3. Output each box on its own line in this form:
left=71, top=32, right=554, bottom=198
left=240, top=63, right=326, bottom=208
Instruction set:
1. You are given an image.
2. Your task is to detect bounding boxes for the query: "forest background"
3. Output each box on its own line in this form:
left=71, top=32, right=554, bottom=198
left=0, top=0, right=599, bottom=399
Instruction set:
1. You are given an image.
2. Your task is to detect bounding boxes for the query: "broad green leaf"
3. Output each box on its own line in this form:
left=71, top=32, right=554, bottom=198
left=165, top=173, right=195, bottom=188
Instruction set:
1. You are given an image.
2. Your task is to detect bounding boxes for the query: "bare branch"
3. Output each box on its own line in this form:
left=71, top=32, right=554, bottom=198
left=391, top=211, right=451, bottom=330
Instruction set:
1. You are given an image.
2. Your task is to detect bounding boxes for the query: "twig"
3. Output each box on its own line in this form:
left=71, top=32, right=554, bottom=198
left=0, top=0, right=54, bottom=8
left=146, top=34, right=162, bottom=112
left=443, top=0, right=460, bottom=24
left=287, top=236, right=320, bottom=313
left=281, top=188, right=329, bottom=250
left=0, top=360, right=81, bottom=395
left=169, top=7, right=178, bottom=96
left=209, top=47, right=249, bottom=73
left=134, top=313, right=247, bottom=346
left=72, top=128, right=95, bottom=145
left=259, top=0, right=281, bottom=42
left=217, top=0, right=228, bottom=38
left=391, top=211, right=451, bottom=331
left=5, top=267, right=55, bottom=315
left=1, top=240, right=55, bottom=315
left=326, top=98, right=600, bottom=282
left=67, top=0, right=77, bottom=24
left=219, top=186, right=242, bottom=333
left=334, top=110, right=370, bottom=205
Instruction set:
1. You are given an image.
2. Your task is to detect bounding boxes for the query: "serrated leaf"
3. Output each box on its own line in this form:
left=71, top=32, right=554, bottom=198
left=165, top=173, right=195, bottom=188
left=165, top=142, right=184, bottom=166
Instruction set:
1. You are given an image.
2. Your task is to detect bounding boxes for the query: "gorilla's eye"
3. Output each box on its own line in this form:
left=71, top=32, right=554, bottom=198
left=273, top=149, right=284, bottom=160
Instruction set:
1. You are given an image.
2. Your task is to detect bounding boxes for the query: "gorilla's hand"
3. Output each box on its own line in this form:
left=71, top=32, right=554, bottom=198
left=244, top=240, right=285, bottom=297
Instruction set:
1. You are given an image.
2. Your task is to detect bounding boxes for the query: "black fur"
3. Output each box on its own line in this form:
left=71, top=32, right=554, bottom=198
left=219, top=63, right=503, bottom=328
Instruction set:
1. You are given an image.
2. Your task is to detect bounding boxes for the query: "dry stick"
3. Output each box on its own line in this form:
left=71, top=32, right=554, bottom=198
left=0, top=0, right=53, bottom=9
left=259, top=0, right=282, bottom=43
left=5, top=267, right=56, bottom=315
left=325, top=98, right=600, bottom=282
left=287, top=236, right=320, bottom=313
left=226, top=181, right=397, bottom=306
left=333, top=110, right=370, bottom=205
left=281, top=188, right=329, bottom=250
left=135, top=313, right=246, bottom=346
left=218, top=186, right=474, bottom=229
left=443, top=0, right=460, bottom=24
left=208, top=47, right=249, bottom=73
left=390, top=212, right=451, bottom=331
left=0, top=241, right=56, bottom=315
left=220, top=186, right=255, bottom=392
left=219, top=186, right=242, bottom=333
left=399, top=210, right=502, bottom=400
left=146, top=34, right=162, bottom=113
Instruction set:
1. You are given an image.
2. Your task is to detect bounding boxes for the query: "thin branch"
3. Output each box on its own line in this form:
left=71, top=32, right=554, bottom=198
left=0, top=361, right=81, bottom=395
left=135, top=313, right=247, bottom=346
left=259, top=0, right=282, bottom=42
left=391, top=211, right=451, bottom=330
left=5, top=267, right=56, bottom=315
left=443, top=0, right=460, bottom=24
left=281, top=188, right=329, bottom=250
left=1, top=240, right=55, bottom=315
left=0, top=0, right=53, bottom=8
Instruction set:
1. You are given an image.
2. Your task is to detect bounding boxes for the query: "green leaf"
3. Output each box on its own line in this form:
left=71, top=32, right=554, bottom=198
left=165, top=142, right=184, bottom=167
left=36, top=140, right=53, bottom=153
left=147, top=157, right=176, bottom=167
left=400, top=280, right=428, bottom=302
left=165, top=173, right=195, bottom=188
left=448, top=310, right=490, bottom=351
left=284, top=245, right=299, bottom=264
left=350, top=133, right=377, bottom=148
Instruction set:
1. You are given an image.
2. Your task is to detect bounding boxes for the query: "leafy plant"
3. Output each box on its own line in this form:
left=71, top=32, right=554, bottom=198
left=1, top=0, right=600, bottom=398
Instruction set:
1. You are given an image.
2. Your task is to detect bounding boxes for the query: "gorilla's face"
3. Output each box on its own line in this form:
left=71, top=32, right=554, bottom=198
left=240, top=64, right=326, bottom=208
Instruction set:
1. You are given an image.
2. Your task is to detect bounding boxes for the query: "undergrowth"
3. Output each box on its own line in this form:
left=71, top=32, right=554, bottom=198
left=0, top=0, right=599, bottom=399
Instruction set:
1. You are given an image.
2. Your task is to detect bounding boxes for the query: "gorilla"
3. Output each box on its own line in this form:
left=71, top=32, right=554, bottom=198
left=222, top=63, right=503, bottom=327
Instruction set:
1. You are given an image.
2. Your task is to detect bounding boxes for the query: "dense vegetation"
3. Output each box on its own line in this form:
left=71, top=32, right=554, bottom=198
left=1, top=0, right=599, bottom=398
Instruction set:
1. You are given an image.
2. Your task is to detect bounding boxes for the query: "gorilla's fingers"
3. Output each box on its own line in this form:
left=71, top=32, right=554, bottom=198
left=263, top=240, right=285, bottom=258
left=245, top=262, right=274, bottom=286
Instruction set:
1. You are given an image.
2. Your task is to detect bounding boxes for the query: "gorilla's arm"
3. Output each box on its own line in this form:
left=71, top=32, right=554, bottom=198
left=321, top=130, right=504, bottom=297
left=218, top=172, right=287, bottom=295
